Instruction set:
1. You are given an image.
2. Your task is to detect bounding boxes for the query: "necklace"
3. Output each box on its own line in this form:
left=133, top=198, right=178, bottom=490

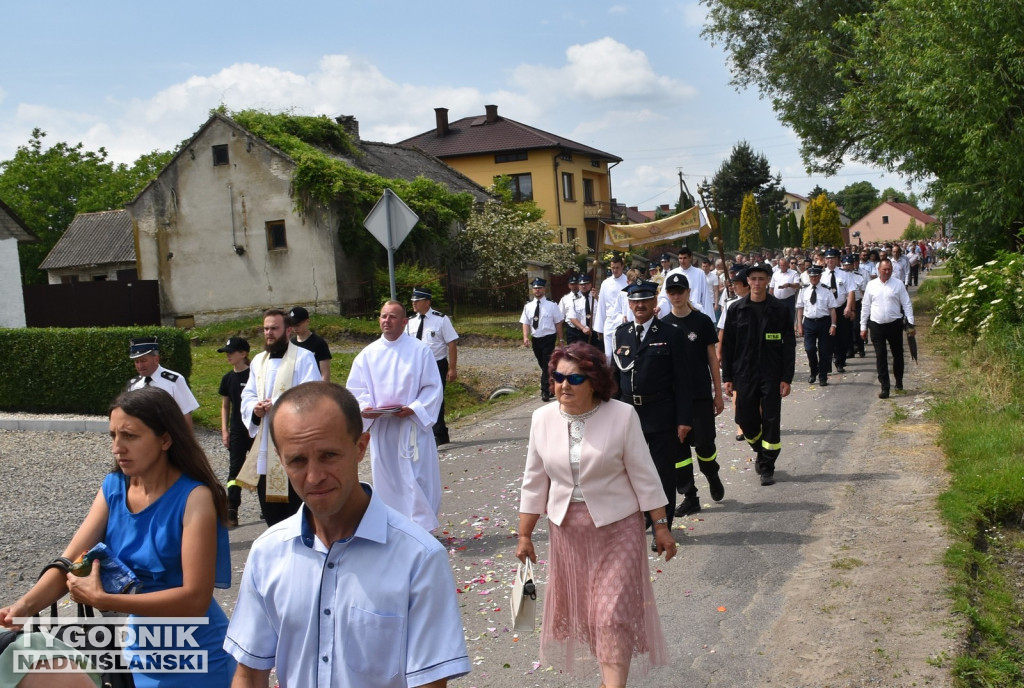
left=559, top=402, right=601, bottom=442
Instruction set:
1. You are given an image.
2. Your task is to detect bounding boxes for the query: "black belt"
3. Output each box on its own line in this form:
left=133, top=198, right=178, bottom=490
left=804, top=315, right=830, bottom=322
left=631, top=391, right=667, bottom=406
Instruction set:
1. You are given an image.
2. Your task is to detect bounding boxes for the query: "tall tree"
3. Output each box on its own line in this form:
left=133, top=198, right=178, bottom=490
left=805, top=193, right=843, bottom=248
left=832, top=181, right=879, bottom=222
left=702, top=0, right=1024, bottom=258
left=711, top=141, right=785, bottom=220
left=0, top=129, right=173, bottom=284
left=739, top=192, right=763, bottom=252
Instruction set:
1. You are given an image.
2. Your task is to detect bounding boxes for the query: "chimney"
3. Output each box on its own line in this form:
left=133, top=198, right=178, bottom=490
left=435, top=108, right=449, bottom=136
left=485, top=104, right=499, bottom=123
left=335, top=115, right=359, bottom=140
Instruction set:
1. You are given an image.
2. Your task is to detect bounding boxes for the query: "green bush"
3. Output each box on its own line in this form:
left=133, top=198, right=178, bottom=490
left=0, top=327, right=192, bottom=414
left=372, top=263, right=449, bottom=313
left=934, top=252, right=1024, bottom=335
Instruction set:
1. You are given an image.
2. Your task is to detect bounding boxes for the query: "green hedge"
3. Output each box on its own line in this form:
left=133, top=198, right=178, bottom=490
left=0, top=327, right=192, bottom=414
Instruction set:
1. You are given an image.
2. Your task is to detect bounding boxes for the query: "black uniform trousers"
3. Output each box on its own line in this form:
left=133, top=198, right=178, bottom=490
left=530, top=333, right=557, bottom=398
left=675, top=398, right=720, bottom=498
left=867, top=319, right=905, bottom=392
left=833, top=309, right=852, bottom=368
left=802, top=316, right=833, bottom=383
left=565, top=325, right=584, bottom=345
left=434, top=357, right=450, bottom=442
left=737, top=378, right=784, bottom=474
left=849, top=300, right=865, bottom=357
left=226, top=431, right=255, bottom=510
left=643, top=429, right=679, bottom=530
left=257, top=474, right=302, bottom=527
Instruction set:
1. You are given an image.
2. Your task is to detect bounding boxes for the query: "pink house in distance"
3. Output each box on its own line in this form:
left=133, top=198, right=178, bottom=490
left=846, top=200, right=938, bottom=244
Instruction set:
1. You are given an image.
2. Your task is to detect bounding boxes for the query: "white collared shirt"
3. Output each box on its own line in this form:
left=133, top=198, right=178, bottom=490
left=225, top=487, right=470, bottom=688
left=796, top=284, right=838, bottom=319
left=519, top=296, right=564, bottom=337
left=861, top=277, right=914, bottom=329
left=405, top=308, right=459, bottom=361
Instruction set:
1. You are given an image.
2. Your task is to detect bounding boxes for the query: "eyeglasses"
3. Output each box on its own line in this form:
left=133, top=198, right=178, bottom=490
left=552, top=371, right=587, bottom=385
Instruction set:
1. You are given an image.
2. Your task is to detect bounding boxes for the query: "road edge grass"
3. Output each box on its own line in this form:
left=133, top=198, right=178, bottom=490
left=919, top=278, right=1024, bottom=687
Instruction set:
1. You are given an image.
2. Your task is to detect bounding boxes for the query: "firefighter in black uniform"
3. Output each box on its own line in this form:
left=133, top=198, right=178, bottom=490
left=720, top=262, right=796, bottom=486
left=612, top=279, right=693, bottom=548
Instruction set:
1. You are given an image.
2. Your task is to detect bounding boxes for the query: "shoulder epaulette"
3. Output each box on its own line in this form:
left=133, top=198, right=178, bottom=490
left=160, top=370, right=180, bottom=382
left=431, top=309, right=445, bottom=317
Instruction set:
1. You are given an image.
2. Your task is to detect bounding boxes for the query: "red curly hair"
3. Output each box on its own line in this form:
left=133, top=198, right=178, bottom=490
left=548, top=343, right=618, bottom=401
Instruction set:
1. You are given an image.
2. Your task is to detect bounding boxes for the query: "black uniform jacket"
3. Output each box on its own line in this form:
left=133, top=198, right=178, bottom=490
left=612, top=317, right=693, bottom=434
left=720, top=295, right=796, bottom=385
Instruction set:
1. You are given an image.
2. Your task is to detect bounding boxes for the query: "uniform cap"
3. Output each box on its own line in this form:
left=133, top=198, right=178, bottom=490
left=824, top=248, right=841, bottom=258
left=622, top=278, right=658, bottom=300
left=807, top=266, right=824, bottom=276
left=577, top=274, right=592, bottom=284
left=567, top=275, right=579, bottom=285
left=411, top=287, right=433, bottom=301
left=530, top=278, right=547, bottom=288
left=665, top=273, right=690, bottom=291
left=217, top=336, right=251, bottom=353
left=659, top=252, right=673, bottom=263
left=746, top=261, right=773, bottom=276
left=129, top=336, right=159, bottom=359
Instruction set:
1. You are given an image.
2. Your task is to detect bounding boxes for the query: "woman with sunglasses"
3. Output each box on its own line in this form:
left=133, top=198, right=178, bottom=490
left=517, top=343, right=673, bottom=688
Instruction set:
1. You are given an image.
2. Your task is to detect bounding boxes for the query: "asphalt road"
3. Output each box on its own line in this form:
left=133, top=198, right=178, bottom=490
left=219, top=338, right=908, bottom=688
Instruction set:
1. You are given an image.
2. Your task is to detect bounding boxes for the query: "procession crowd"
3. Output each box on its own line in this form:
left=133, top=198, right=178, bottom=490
left=0, top=236, right=929, bottom=688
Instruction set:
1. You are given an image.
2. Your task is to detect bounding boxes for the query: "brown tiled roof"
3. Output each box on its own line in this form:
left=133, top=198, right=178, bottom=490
left=39, top=209, right=135, bottom=270
left=0, top=198, right=38, bottom=243
left=887, top=201, right=937, bottom=225
left=352, top=142, right=491, bottom=203
left=398, top=111, right=622, bottom=162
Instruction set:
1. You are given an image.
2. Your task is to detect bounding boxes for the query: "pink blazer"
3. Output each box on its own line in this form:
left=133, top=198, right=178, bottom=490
left=519, top=399, right=668, bottom=527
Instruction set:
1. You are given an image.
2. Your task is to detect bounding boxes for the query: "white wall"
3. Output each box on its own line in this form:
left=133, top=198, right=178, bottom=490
left=0, top=237, right=27, bottom=327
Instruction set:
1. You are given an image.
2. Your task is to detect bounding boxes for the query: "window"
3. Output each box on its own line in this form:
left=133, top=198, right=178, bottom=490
left=266, top=220, right=287, bottom=250
left=586, top=229, right=597, bottom=251
left=212, top=144, right=229, bottom=166
left=505, top=173, right=533, bottom=202
left=583, top=178, right=595, bottom=204
left=590, top=159, right=601, bottom=168
left=92, top=274, right=108, bottom=281
left=566, top=227, right=578, bottom=246
left=495, top=151, right=528, bottom=163
left=560, top=152, right=573, bottom=162
left=882, top=215, right=890, bottom=224
left=562, top=172, right=575, bottom=201
left=791, top=201, right=801, bottom=210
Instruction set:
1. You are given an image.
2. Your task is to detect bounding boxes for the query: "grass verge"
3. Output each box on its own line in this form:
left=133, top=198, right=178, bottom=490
left=923, top=305, right=1024, bottom=684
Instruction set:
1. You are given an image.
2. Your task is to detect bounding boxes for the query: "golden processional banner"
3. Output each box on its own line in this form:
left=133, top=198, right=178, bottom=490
left=603, top=205, right=708, bottom=248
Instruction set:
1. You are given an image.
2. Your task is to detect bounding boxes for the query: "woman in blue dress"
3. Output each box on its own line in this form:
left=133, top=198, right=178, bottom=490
left=0, top=387, right=235, bottom=686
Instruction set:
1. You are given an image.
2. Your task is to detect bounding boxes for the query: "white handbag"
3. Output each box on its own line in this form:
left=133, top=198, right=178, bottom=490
left=511, top=559, right=538, bottom=631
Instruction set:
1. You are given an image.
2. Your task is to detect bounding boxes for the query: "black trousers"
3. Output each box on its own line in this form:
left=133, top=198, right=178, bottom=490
left=779, top=295, right=797, bottom=327
left=565, top=326, right=584, bottom=344
left=226, top=431, right=255, bottom=510
left=868, top=319, right=905, bottom=392
left=802, top=316, right=833, bottom=382
left=737, top=378, right=784, bottom=473
left=643, top=430, right=679, bottom=530
left=834, top=310, right=851, bottom=367
left=531, top=334, right=557, bottom=397
left=849, top=301, right=865, bottom=356
left=909, top=264, right=920, bottom=286
left=257, top=474, right=302, bottom=527
left=675, top=398, right=720, bottom=498
left=434, top=357, right=449, bottom=440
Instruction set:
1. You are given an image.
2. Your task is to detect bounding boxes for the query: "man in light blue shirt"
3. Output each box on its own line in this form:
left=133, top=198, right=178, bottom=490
left=225, top=382, right=470, bottom=688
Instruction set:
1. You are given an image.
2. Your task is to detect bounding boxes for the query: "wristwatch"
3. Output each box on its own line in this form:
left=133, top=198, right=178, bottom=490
left=654, top=518, right=669, bottom=525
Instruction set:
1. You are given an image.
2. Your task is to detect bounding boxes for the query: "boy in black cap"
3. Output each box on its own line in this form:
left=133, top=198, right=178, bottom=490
left=289, top=306, right=332, bottom=382
left=720, top=263, right=795, bottom=486
left=217, top=337, right=253, bottom=526
left=661, top=273, right=726, bottom=513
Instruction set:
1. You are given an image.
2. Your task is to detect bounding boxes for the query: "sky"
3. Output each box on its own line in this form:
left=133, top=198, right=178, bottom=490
left=0, top=1, right=918, bottom=212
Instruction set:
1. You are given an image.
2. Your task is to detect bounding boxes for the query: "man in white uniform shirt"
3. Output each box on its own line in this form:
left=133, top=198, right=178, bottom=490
left=594, top=254, right=628, bottom=359
left=127, top=337, right=199, bottom=426
left=796, top=266, right=839, bottom=386
left=520, top=277, right=565, bottom=401
left=861, top=259, right=915, bottom=399
left=239, top=308, right=322, bottom=526
left=559, top=275, right=583, bottom=343
left=405, top=287, right=459, bottom=446
left=821, top=249, right=857, bottom=374
left=348, top=301, right=445, bottom=532
left=769, top=257, right=801, bottom=327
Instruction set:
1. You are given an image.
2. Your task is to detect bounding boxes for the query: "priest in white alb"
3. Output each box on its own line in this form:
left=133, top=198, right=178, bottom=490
left=346, top=300, right=444, bottom=532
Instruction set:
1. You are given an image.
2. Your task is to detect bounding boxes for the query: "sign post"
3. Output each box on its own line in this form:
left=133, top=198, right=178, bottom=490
left=363, top=189, right=419, bottom=301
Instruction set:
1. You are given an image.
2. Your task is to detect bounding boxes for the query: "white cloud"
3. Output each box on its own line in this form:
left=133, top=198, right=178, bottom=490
left=510, top=37, right=696, bottom=102
left=608, top=4, right=628, bottom=14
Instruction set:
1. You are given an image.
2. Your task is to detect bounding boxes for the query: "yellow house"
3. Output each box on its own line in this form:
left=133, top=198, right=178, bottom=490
left=399, top=105, right=622, bottom=252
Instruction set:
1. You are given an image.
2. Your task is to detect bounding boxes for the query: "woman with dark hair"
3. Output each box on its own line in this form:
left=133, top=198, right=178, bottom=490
left=0, top=387, right=235, bottom=687
left=517, top=343, right=673, bottom=687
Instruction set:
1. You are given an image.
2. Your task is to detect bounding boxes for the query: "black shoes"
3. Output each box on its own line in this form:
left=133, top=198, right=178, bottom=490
left=879, top=389, right=890, bottom=399
left=435, top=433, right=450, bottom=446
left=859, top=350, right=866, bottom=358
left=807, top=374, right=817, bottom=384
left=708, top=474, right=725, bottom=502
left=760, top=471, right=776, bottom=486
left=675, top=494, right=701, bottom=517
left=836, top=365, right=846, bottom=374
left=819, top=378, right=829, bottom=387
left=227, top=509, right=239, bottom=528
left=895, top=383, right=904, bottom=391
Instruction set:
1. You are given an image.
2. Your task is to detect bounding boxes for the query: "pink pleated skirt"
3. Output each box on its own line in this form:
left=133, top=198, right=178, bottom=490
left=540, top=502, right=669, bottom=677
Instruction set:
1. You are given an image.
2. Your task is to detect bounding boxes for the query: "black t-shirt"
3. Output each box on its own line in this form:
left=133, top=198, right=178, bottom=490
left=218, top=368, right=251, bottom=436
left=663, top=310, right=717, bottom=399
left=292, top=332, right=332, bottom=362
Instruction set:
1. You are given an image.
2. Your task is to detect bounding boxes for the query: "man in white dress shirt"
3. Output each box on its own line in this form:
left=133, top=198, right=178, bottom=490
left=796, top=266, right=839, bottom=386
left=769, top=257, right=801, bottom=327
left=520, top=278, right=565, bottom=401
left=347, top=301, right=445, bottom=532
left=594, top=254, right=628, bottom=359
left=861, top=259, right=915, bottom=399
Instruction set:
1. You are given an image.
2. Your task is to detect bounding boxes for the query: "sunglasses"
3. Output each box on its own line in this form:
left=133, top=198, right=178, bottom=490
left=552, top=371, right=587, bottom=385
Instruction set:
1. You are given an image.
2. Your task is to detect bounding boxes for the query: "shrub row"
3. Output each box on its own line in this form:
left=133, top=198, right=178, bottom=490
left=0, top=327, right=192, bottom=414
